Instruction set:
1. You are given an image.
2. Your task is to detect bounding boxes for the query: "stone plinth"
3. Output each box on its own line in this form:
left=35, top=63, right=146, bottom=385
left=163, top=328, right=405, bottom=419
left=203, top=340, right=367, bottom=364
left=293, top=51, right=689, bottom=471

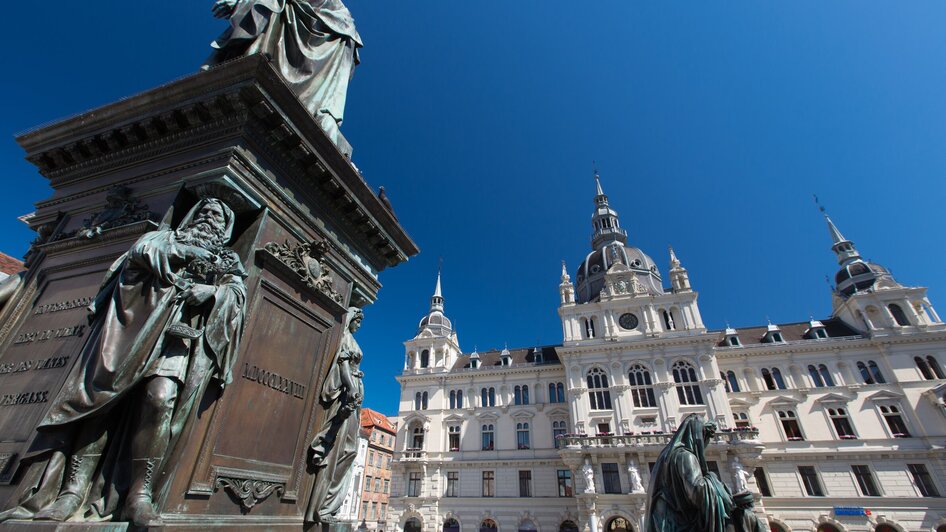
left=0, top=54, right=417, bottom=529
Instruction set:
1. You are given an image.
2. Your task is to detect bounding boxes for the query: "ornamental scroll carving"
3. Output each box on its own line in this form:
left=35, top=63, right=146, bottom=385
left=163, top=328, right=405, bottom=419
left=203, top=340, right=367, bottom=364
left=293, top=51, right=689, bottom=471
left=56, top=185, right=155, bottom=240
left=261, top=239, right=343, bottom=304
left=215, top=476, right=285, bottom=511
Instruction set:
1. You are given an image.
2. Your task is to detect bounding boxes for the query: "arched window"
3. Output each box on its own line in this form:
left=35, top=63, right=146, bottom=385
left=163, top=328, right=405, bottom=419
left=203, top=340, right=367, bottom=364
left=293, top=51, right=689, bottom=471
left=761, top=368, right=776, bottom=390
left=448, top=425, right=461, bottom=451
left=560, top=521, right=580, bottom=532
left=606, top=517, right=632, bottom=532
left=556, top=382, right=565, bottom=402
left=879, top=405, right=910, bottom=437
left=443, top=519, right=460, bottom=532
left=858, top=361, right=886, bottom=384
left=456, top=390, right=463, bottom=408
left=777, top=410, right=803, bottom=441
left=663, top=310, right=674, bottom=330
left=420, top=349, right=430, bottom=368
left=481, top=519, right=498, bottom=532
left=916, top=356, right=935, bottom=380
left=422, top=391, right=429, bottom=410
left=516, top=422, right=530, bottom=449
left=672, top=360, right=703, bottom=405
left=489, top=387, right=496, bottom=406
left=411, top=426, right=425, bottom=449
left=771, top=368, right=786, bottom=389
left=857, top=361, right=873, bottom=384
left=817, top=525, right=841, bottom=532
left=449, top=390, right=457, bottom=409
left=414, top=392, right=422, bottom=410
left=628, top=364, right=656, bottom=407
left=808, top=365, right=826, bottom=387
left=522, top=385, right=529, bottom=405
left=819, top=364, right=835, bottom=386
left=552, top=420, right=567, bottom=448
left=518, top=519, right=537, bottom=532
left=888, top=303, right=910, bottom=326
left=481, top=424, right=495, bottom=450
left=587, top=367, right=613, bottom=410
left=514, top=386, right=523, bottom=405
left=928, top=356, right=946, bottom=379
left=481, top=387, right=496, bottom=407
left=734, top=412, right=750, bottom=429
left=828, top=408, right=856, bottom=439
left=590, top=317, right=597, bottom=338
left=724, top=370, right=740, bottom=392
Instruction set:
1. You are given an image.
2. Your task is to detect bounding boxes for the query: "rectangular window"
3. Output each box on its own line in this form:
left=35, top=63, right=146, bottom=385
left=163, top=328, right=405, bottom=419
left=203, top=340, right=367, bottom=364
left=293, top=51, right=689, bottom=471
left=380, top=503, right=387, bottom=519
left=778, top=411, right=804, bottom=441
left=365, top=475, right=373, bottom=492
left=908, top=464, right=941, bottom=497
left=482, top=471, right=495, bottom=497
left=754, top=467, right=772, bottom=497
left=449, top=427, right=460, bottom=452
left=369, top=502, right=376, bottom=520
left=375, top=477, right=382, bottom=493
left=852, top=465, right=879, bottom=496
left=881, top=406, right=911, bottom=437
left=446, top=471, right=459, bottom=497
left=407, top=472, right=421, bottom=497
left=361, top=502, right=369, bottom=520
left=519, top=470, right=532, bottom=497
left=798, top=466, right=824, bottom=496
left=383, top=478, right=390, bottom=494
left=602, top=463, right=621, bottom=494
left=830, top=409, right=857, bottom=439
left=557, top=470, right=573, bottom=497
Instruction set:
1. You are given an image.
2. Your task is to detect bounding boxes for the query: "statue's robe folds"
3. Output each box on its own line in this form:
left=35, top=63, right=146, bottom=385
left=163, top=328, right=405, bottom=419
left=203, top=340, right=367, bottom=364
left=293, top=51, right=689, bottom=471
left=206, top=0, right=363, bottom=125
left=11, top=229, right=245, bottom=519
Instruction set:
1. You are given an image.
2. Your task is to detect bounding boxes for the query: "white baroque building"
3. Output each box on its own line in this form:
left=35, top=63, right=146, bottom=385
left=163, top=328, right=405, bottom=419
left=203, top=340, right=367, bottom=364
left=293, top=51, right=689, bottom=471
left=387, top=175, right=946, bottom=532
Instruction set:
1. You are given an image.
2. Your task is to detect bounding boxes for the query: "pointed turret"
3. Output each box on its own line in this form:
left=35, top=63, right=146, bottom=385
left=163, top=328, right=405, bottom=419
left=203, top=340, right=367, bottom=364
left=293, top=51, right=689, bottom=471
left=590, top=172, right=628, bottom=250
left=560, top=260, right=575, bottom=305
left=668, top=246, right=691, bottom=293
left=823, top=212, right=861, bottom=266
left=417, top=270, right=452, bottom=336
left=431, top=270, right=444, bottom=312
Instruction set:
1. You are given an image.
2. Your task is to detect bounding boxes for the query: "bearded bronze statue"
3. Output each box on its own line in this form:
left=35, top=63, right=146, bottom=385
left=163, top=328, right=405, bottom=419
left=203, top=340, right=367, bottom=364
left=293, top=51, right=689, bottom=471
left=646, top=414, right=766, bottom=532
left=0, top=198, right=247, bottom=527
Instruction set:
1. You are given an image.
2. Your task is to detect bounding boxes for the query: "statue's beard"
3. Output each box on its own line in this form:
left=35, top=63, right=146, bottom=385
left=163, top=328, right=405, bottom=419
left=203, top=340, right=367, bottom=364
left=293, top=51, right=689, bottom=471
left=178, top=220, right=223, bottom=250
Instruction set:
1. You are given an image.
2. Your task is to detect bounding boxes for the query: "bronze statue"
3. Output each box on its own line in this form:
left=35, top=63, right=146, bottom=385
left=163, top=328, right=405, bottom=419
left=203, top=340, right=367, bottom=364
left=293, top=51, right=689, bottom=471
left=0, top=198, right=247, bottom=527
left=646, top=414, right=766, bottom=532
left=204, top=0, right=363, bottom=145
left=305, top=306, right=364, bottom=524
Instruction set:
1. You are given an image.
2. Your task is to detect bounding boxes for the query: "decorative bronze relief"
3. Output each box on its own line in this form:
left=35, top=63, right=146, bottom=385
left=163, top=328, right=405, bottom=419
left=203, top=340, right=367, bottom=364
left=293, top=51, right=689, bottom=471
left=215, top=476, right=285, bottom=511
left=57, top=185, right=155, bottom=240
left=261, top=239, right=343, bottom=303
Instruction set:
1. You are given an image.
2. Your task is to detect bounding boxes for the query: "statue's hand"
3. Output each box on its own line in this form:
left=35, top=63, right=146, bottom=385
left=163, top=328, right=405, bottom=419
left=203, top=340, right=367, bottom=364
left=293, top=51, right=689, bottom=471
left=186, top=284, right=216, bottom=305
left=212, top=0, right=239, bottom=18
left=183, top=245, right=217, bottom=263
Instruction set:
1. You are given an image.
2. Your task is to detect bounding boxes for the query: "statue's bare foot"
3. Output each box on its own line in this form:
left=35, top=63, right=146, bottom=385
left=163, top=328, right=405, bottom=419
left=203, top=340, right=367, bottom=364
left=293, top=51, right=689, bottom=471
left=0, top=505, right=35, bottom=523
left=125, top=496, right=163, bottom=527
left=34, top=492, right=82, bottom=521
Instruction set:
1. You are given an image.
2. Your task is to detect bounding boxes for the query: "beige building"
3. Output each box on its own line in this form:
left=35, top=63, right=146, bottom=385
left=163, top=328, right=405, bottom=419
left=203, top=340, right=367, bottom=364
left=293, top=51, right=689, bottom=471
left=387, top=175, right=946, bottom=532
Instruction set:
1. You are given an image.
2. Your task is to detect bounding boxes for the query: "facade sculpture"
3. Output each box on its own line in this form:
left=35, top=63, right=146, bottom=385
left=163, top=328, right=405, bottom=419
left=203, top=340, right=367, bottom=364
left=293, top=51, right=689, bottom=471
left=306, top=307, right=365, bottom=524
left=646, top=414, right=765, bottom=532
left=0, top=198, right=247, bottom=527
left=205, top=0, right=363, bottom=145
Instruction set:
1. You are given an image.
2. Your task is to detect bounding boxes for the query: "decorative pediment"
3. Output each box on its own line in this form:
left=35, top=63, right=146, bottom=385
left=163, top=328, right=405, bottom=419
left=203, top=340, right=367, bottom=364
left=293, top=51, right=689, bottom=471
left=401, top=411, right=431, bottom=426
left=475, top=411, right=500, bottom=422
left=814, top=392, right=852, bottom=405
left=766, top=395, right=801, bottom=409
left=443, top=413, right=466, bottom=423
left=866, top=390, right=906, bottom=403
left=607, top=263, right=630, bottom=274
left=728, top=397, right=756, bottom=408
left=545, top=406, right=569, bottom=419
left=511, top=409, right=535, bottom=421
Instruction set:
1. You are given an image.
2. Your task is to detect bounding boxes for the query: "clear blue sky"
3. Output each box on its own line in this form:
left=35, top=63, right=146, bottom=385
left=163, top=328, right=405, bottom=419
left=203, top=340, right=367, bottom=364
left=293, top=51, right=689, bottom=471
left=2, top=2, right=945, bottom=416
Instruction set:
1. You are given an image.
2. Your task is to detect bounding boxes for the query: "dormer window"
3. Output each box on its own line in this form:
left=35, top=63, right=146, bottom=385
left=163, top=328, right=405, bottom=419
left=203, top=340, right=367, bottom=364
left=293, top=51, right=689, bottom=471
left=533, top=348, right=544, bottom=364
left=763, top=324, right=785, bottom=344
left=728, top=336, right=741, bottom=346
left=805, top=320, right=828, bottom=339
left=772, top=332, right=783, bottom=342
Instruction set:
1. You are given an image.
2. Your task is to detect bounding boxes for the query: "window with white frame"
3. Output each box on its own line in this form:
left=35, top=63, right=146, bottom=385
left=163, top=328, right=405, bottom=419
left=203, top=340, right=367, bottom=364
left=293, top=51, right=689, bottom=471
left=851, top=465, right=880, bottom=496
left=481, top=387, right=496, bottom=407
left=734, top=412, right=751, bottom=429
left=778, top=410, right=804, bottom=441
left=798, top=466, right=824, bottom=496
left=448, top=425, right=461, bottom=451
left=552, top=420, right=567, bottom=448
left=808, top=364, right=835, bottom=387
left=481, top=424, right=495, bottom=450
left=516, top=422, right=531, bottom=449
left=908, top=464, right=940, bottom=497
left=549, top=382, right=565, bottom=403
left=672, top=360, right=703, bottom=405
left=587, top=367, right=613, bottom=410
left=857, top=361, right=886, bottom=384
left=916, top=355, right=946, bottom=380
left=888, top=303, right=910, bottom=326
left=420, top=349, right=430, bottom=368
left=723, top=370, right=740, bottom=393
left=410, top=426, right=425, bottom=449
left=514, top=385, right=530, bottom=405
left=761, top=367, right=787, bottom=390
left=446, top=471, right=459, bottom=497
left=827, top=407, right=857, bottom=439
left=879, top=404, right=911, bottom=437
left=628, top=364, right=657, bottom=407
left=408, top=472, right=422, bottom=497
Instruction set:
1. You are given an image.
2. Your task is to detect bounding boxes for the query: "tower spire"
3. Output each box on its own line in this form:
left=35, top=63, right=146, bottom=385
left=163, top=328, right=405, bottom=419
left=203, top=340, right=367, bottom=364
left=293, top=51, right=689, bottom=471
left=590, top=170, right=628, bottom=250
left=430, top=266, right=444, bottom=312
left=814, top=195, right=861, bottom=265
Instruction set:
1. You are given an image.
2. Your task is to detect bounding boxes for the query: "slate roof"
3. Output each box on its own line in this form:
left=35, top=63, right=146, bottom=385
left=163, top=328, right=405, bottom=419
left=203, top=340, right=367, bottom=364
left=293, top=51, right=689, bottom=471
left=715, top=318, right=861, bottom=347
left=451, top=345, right=561, bottom=371
left=361, top=407, right=396, bottom=433
left=0, top=252, right=24, bottom=277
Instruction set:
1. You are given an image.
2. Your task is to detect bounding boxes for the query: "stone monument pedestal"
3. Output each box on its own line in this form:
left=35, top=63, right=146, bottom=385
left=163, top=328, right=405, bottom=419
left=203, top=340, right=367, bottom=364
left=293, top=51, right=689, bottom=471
left=0, top=55, right=417, bottom=529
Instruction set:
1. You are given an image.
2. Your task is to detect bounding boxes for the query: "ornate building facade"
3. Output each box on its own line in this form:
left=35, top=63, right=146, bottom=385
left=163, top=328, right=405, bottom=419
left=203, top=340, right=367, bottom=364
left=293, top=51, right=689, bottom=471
left=387, top=175, right=946, bottom=532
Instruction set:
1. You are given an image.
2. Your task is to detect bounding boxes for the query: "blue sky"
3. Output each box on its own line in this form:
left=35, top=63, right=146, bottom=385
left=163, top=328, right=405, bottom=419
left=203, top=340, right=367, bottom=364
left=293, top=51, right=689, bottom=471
left=2, top=2, right=945, bottom=416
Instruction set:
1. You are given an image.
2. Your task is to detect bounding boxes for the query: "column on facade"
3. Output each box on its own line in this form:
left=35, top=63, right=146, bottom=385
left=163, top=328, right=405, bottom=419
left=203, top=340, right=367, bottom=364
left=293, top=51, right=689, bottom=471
left=652, top=358, right=675, bottom=430
left=924, top=299, right=941, bottom=322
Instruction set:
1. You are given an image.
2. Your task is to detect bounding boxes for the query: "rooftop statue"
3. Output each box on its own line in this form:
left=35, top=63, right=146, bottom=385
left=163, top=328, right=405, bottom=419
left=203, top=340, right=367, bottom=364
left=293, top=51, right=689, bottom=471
left=0, top=198, right=247, bottom=527
left=204, top=0, right=363, bottom=145
left=646, top=414, right=766, bottom=532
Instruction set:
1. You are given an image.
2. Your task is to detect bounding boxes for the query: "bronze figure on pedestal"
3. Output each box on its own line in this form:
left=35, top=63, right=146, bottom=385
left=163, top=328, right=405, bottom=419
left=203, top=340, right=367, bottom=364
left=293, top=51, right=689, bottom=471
left=0, top=198, right=248, bottom=527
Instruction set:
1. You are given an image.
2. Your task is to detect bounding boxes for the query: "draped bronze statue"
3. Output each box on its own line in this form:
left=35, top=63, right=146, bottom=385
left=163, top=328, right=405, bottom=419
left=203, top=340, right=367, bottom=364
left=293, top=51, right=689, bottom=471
left=205, top=0, right=363, bottom=145
left=306, top=307, right=364, bottom=524
left=0, top=198, right=247, bottom=527
left=646, top=415, right=766, bottom=532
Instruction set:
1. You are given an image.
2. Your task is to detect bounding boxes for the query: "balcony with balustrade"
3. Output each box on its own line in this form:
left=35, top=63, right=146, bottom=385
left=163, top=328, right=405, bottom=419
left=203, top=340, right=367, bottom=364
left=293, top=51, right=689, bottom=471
left=559, top=427, right=761, bottom=451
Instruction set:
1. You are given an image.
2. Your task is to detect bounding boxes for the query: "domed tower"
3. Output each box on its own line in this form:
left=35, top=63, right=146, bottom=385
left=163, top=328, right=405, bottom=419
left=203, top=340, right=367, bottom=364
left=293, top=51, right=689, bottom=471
left=822, top=209, right=943, bottom=332
left=558, top=172, right=705, bottom=343
left=403, top=271, right=462, bottom=373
